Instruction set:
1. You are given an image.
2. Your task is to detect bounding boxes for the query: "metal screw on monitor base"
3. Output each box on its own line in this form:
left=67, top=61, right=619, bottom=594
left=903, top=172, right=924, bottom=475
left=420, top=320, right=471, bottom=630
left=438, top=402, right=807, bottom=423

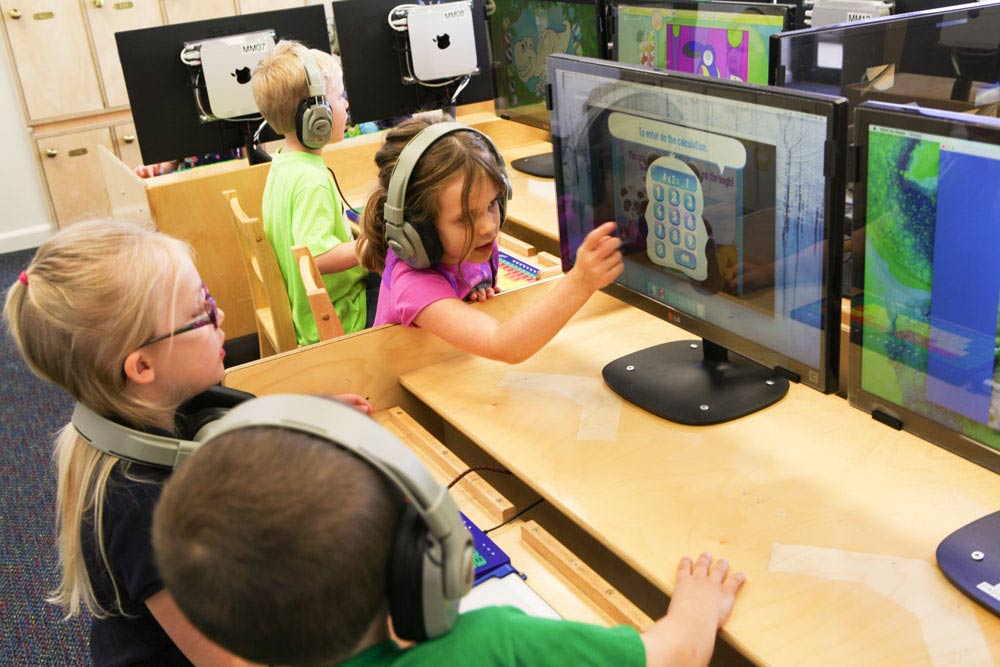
left=765, top=379, right=776, bottom=386
left=700, top=405, right=710, bottom=411
left=625, top=365, right=635, bottom=371
left=689, top=343, right=699, bottom=349
left=972, top=551, right=985, bottom=561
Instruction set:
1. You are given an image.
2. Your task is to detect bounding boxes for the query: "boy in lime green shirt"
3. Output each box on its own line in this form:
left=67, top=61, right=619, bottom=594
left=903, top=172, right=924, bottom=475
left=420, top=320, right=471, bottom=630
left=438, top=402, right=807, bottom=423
left=253, top=41, right=372, bottom=343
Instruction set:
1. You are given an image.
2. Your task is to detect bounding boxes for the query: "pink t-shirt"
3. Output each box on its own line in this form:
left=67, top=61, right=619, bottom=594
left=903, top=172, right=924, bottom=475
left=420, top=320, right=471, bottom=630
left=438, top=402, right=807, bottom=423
left=374, top=245, right=499, bottom=327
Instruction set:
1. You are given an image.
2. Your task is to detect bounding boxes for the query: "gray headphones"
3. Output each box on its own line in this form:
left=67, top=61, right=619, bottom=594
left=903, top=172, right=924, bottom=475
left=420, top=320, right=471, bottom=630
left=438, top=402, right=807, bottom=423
left=295, top=50, right=334, bottom=149
left=71, top=394, right=473, bottom=641
left=383, top=122, right=511, bottom=269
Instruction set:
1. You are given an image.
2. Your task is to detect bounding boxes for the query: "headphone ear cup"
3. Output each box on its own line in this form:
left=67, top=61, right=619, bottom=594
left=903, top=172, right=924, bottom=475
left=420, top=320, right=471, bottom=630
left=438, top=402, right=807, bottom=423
left=296, top=98, right=333, bottom=149
left=387, top=504, right=430, bottom=641
left=386, top=218, right=437, bottom=270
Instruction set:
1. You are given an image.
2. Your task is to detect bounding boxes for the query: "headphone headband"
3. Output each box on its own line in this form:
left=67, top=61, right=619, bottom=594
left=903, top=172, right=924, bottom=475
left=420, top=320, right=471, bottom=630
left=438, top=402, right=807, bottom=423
left=72, top=402, right=200, bottom=469
left=299, top=49, right=326, bottom=98
left=296, top=49, right=333, bottom=149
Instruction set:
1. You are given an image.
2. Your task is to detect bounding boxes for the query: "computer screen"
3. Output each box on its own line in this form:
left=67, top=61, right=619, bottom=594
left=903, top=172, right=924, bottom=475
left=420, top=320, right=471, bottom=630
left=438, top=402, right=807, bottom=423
left=487, top=0, right=606, bottom=177
left=612, top=1, right=793, bottom=84
left=550, top=54, right=847, bottom=424
left=117, top=6, right=330, bottom=166
left=332, top=0, right=494, bottom=126
left=770, top=1, right=1000, bottom=117
left=850, top=101, right=1000, bottom=474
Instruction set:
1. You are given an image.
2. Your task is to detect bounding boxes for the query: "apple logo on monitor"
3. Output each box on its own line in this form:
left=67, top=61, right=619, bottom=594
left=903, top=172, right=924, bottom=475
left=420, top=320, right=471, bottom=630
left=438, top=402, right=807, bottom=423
left=434, top=34, right=450, bottom=49
left=231, top=66, right=252, bottom=84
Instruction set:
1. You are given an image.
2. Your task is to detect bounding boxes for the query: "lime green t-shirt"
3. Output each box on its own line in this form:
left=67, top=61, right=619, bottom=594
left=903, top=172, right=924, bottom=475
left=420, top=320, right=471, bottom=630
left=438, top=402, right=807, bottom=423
left=261, top=150, right=367, bottom=344
left=337, top=606, right=645, bottom=667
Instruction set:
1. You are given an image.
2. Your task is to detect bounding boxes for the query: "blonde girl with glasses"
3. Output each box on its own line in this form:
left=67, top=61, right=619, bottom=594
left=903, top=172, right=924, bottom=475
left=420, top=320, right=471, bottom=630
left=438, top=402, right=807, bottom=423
left=4, top=220, right=369, bottom=667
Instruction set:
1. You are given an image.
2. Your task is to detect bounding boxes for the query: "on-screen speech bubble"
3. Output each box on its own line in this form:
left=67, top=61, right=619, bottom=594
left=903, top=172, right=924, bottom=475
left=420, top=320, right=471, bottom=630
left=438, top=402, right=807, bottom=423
left=608, top=111, right=746, bottom=173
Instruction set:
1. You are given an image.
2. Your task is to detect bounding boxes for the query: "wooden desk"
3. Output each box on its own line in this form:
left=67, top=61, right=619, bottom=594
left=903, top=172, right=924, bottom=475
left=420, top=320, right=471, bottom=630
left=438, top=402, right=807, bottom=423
left=395, top=290, right=1000, bottom=666
left=224, top=279, right=1000, bottom=665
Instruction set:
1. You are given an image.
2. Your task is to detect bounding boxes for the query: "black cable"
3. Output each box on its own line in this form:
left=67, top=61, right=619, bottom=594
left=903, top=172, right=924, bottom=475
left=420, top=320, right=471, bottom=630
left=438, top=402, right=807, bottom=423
left=327, top=166, right=358, bottom=217
left=483, top=497, right=545, bottom=535
left=447, top=465, right=511, bottom=490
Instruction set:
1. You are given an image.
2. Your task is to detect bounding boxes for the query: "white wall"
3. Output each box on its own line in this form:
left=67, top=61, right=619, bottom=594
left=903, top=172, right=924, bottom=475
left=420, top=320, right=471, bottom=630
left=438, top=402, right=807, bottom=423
left=0, top=46, right=55, bottom=253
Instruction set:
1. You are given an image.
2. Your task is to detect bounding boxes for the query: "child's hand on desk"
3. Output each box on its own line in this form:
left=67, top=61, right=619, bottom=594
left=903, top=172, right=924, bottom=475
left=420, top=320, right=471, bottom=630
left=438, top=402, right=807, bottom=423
left=671, top=553, right=745, bottom=629
left=135, top=160, right=180, bottom=178
left=333, top=393, right=373, bottom=416
left=566, top=222, right=623, bottom=292
left=466, top=283, right=500, bottom=303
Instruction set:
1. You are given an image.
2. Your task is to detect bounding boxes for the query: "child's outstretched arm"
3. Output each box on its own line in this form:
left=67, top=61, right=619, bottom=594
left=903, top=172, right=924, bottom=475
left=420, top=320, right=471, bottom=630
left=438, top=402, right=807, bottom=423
left=413, top=222, right=622, bottom=363
left=641, top=554, right=746, bottom=667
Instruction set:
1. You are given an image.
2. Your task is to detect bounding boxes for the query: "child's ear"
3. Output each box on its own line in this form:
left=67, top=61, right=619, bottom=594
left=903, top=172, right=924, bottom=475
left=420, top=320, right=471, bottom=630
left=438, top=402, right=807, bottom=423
left=123, top=350, right=156, bottom=385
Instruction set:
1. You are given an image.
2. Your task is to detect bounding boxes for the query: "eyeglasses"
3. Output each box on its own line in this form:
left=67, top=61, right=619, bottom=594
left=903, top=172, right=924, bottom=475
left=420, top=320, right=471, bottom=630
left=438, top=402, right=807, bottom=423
left=140, top=284, right=219, bottom=347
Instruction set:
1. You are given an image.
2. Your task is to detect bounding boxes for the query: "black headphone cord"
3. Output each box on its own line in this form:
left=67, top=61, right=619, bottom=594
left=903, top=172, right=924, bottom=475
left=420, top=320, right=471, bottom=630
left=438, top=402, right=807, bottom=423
left=447, top=465, right=511, bottom=490
left=483, top=497, right=545, bottom=535
left=327, top=166, right=360, bottom=219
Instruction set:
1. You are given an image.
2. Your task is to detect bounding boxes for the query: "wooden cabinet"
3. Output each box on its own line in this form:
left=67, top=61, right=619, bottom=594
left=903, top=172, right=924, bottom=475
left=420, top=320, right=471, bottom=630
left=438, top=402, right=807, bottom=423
left=36, top=126, right=115, bottom=227
left=161, top=0, right=235, bottom=23
left=1, top=0, right=104, bottom=121
left=112, top=120, right=143, bottom=170
left=84, top=0, right=164, bottom=109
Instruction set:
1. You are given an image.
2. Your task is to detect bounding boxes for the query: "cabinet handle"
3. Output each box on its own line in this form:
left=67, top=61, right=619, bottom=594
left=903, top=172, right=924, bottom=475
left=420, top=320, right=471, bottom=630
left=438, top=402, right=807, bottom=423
left=8, top=8, right=22, bottom=19
left=45, top=148, right=58, bottom=158
left=122, top=134, right=135, bottom=143
left=93, top=0, right=103, bottom=6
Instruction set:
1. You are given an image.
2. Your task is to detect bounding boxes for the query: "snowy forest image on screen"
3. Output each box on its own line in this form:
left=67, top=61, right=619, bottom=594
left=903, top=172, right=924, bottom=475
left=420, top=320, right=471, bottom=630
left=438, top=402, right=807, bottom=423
left=554, top=73, right=832, bottom=369
left=861, top=126, right=1000, bottom=452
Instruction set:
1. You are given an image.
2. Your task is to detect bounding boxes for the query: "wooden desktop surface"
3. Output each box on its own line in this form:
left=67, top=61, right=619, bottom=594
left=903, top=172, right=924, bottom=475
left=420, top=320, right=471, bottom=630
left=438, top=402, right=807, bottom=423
left=224, top=279, right=1000, bottom=665
left=396, top=290, right=1000, bottom=667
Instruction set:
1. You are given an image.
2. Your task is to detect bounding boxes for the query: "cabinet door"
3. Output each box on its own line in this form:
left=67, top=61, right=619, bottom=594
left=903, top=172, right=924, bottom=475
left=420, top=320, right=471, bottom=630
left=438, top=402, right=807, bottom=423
left=36, top=128, right=114, bottom=227
left=162, top=0, right=235, bottom=23
left=238, top=0, right=304, bottom=13
left=85, top=0, right=163, bottom=109
left=1, top=0, right=103, bottom=120
left=112, top=121, right=143, bottom=169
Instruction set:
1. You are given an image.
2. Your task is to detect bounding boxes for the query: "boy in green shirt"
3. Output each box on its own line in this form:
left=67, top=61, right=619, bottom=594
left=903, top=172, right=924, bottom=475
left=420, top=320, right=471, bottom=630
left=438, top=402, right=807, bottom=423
left=153, top=397, right=746, bottom=667
left=252, top=41, right=373, bottom=343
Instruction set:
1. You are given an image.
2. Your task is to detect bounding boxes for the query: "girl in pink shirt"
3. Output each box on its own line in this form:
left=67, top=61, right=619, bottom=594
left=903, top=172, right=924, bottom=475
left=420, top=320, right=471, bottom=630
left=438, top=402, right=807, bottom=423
left=358, top=116, right=622, bottom=364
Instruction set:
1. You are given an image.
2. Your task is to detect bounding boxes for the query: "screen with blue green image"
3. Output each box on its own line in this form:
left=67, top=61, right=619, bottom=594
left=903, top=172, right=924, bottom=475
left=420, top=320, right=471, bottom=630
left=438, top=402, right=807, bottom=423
left=489, top=0, right=603, bottom=129
left=614, top=1, right=790, bottom=85
left=859, top=121, right=1000, bottom=456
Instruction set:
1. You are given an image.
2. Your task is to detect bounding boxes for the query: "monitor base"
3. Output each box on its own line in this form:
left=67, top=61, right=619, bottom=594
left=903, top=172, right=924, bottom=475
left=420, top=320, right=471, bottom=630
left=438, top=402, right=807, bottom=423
left=937, top=510, right=1000, bottom=617
left=602, top=339, right=789, bottom=425
left=511, top=152, right=555, bottom=179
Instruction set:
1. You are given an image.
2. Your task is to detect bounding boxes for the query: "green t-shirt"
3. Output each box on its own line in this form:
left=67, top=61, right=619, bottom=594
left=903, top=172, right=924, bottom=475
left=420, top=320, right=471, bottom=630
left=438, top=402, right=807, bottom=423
left=261, top=150, right=368, bottom=344
left=337, top=606, right=646, bottom=667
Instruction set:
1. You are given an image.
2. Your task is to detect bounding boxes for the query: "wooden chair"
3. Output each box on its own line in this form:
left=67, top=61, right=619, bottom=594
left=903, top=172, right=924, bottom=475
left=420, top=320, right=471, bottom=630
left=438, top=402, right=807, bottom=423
left=292, top=244, right=346, bottom=340
left=223, top=189, right=297, bottom=358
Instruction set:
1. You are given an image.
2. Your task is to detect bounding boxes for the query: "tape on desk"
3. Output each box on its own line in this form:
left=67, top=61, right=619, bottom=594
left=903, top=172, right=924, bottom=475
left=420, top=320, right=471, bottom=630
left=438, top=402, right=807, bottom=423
left=498, top=372, right=621, bottom=441
left=769, top=543, right=991, bottom=666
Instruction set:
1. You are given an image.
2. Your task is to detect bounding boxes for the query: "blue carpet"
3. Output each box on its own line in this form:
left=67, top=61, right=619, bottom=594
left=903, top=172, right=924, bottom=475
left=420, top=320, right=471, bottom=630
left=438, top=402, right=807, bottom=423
left=0, top=247, right=91, bottom=665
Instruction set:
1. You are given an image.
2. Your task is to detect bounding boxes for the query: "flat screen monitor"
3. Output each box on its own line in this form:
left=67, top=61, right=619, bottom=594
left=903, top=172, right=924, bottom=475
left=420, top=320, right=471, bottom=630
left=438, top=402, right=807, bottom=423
left=488, top=0, right=607, bottom=177
left=332, top=0, right=494, bottom=126
left=893, top=0, right=975, bottom=14
left=849, top=100, right=1000, bottom=474
left=612, top=0, right=794, bottom=84
left=549, top=53, right=847, bottom=424
left=769, top=1, right=1000, bottom=118
left=117, top=6, right=330, bottom=166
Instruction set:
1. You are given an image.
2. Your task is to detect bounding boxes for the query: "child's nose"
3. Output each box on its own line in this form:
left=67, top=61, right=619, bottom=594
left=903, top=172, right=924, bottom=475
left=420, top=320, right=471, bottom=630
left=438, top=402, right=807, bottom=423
left=217, top=306, right=226, bottom=326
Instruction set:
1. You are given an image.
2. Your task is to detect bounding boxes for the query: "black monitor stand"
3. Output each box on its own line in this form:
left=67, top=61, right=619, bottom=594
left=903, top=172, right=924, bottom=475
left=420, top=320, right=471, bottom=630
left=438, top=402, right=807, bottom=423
left=511, top=151, right=555, bottom=179
left=602, top=339, right=790, bottom=425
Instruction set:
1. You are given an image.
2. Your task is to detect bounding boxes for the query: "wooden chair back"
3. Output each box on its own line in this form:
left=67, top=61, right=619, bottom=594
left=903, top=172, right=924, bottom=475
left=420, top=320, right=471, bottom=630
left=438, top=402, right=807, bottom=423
left=292, top=245, right=346, bottom=341
left=222, top=189, right=297, bottom=357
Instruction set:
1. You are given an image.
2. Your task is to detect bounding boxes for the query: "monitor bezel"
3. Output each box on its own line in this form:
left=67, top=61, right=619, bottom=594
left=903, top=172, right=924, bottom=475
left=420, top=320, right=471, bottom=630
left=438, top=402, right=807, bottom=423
left=849, top=100, right=1000, bottom=475
left=332, top=0, right=495, bottom=125
left=612, top=0, right=796, bottom=76
left=548, top=53, right=848, bottom=394
left=768, top=0, right=990, bottom=89
left=489, top=0, right=608, bottom=132
left=116, top=5, right=330, bottom=166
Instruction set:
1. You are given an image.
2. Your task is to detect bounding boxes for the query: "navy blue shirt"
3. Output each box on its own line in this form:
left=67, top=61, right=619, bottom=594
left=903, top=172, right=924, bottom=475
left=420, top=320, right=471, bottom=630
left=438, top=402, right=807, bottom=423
left=81, top=456, right=192, bottom=667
